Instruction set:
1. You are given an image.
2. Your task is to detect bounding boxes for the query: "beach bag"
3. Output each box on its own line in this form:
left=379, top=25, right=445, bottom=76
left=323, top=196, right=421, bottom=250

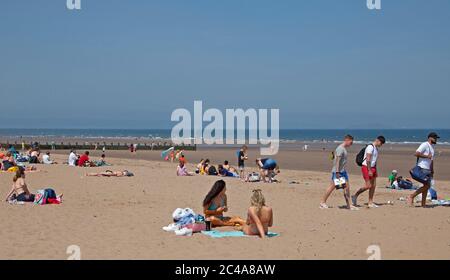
left=355, top=144, right=372, bottom=167
left=34, top=190, right=47, bottom=205
left=248, top=172, right=260, bottom=182
left=410, top=166, right=432, bottom=185
left=34, top=188, right=57, bottom=205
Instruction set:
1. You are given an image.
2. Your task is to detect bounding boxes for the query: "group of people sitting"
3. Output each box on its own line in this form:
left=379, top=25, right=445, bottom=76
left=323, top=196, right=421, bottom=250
left=387, top=170, right=417, bottom=190
left=68, top=150, right=109, bottom=167
left=176, top=157, right=280, bottom=183
left=202, top=179, right=273, bottom=238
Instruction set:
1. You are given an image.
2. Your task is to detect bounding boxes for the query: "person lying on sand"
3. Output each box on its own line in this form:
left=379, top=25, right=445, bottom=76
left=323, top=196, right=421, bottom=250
left=203, top=180, right=245, bottom=227
left=86, top=170, right=134, bottom=177
left=242, top=189, right=273, bottom=238
left=4, top=169, right=62, bottom=202
left=223, top=160, right=238, bottom=173
left=218, top=164, right=239, bottom=178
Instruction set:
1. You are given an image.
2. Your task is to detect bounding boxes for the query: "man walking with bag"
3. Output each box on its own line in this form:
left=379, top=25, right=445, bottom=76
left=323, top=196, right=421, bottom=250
left=408, top=132, right=439, bottom=207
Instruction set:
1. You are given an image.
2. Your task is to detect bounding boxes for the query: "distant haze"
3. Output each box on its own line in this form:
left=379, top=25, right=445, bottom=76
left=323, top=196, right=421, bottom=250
left=1, top=1, right=449, bottom=129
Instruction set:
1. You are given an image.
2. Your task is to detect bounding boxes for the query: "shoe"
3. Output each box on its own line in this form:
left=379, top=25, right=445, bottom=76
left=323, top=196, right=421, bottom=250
left=368, top=203, right=379, bottom=208
left=319, top=203, right=329, bottom=209
left=163, top=223, right=179, bottom=232
left=175, top=227, right=193, bottom=236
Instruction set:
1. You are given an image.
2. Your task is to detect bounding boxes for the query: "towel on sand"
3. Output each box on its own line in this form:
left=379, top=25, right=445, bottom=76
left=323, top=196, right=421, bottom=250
left=201, top=230, right=279, bottom=238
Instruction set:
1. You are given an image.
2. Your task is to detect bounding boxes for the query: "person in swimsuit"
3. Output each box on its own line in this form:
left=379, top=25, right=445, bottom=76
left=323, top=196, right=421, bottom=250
left=4, top=168, right=59, bottom=202
left=4, top=169, right=35, bottom=202
left=203, top=180, right=245, bottom=227
left=242, top=189, right=273, bottom=238
left=86, top=170, right=134, bottom=177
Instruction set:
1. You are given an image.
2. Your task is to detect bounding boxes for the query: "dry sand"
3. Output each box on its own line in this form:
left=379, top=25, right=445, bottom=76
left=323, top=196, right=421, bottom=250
left=1, top=147, right=449, bottom=260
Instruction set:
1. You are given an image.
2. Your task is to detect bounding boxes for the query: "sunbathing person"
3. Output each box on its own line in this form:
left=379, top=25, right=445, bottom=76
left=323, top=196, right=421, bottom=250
left=4, top=169, right=62, bottom=202
left=242, top=189, right=273, bottom=238
left=203, top=180, right=245, bottom=227
left=223, top=160, right=238, bottom=173
left=86, top=170, right=134, bottom=177
left=218, top=165, right=239, bottom=177
left=93, top=154, right=110, bottom=167
left=1, top=152, right=16, bottom=171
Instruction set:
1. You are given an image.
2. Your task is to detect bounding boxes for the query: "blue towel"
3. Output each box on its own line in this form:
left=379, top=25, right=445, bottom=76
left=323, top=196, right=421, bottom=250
left=201, top=230, right=279, bottom=238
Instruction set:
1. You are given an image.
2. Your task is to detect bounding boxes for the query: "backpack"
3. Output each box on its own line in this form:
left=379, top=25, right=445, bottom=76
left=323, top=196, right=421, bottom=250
left=208, top=166, right=218, bottom=176
left=248, top=172, right=260, bottom=182
left=356, top=144, right=373, bottom=167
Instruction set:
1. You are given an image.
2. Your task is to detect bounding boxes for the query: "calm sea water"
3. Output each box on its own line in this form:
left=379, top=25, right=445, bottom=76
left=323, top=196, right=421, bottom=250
left=0, top=129, right=449, bottom=145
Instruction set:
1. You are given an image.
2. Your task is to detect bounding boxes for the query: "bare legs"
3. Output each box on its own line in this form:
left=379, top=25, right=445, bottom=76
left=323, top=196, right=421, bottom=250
left=352, top=178, right=377, bottom=207
left=209, top=216, right=246, bottom=227
left=321, top=181, right=356, bottom=210
left=408, top=183, right=430, bottom=207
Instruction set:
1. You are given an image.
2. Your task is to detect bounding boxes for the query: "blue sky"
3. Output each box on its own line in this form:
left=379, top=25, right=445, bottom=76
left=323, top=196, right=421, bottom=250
left=1, top=0, right=449, bottom=129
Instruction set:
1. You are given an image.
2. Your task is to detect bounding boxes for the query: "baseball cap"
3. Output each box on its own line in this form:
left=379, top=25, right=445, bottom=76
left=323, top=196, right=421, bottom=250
left=428, top=132, right=440, bottom=139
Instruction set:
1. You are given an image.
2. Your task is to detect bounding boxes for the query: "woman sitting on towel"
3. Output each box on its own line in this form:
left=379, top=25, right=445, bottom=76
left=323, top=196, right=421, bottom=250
left=242, top=189, right=273, bottom=238
left=86, top=170, right=134, bottom=177
left=203, top=180, right=245, bottom=227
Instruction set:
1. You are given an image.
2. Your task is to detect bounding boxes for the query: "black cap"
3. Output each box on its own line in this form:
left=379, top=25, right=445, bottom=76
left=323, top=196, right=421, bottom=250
left=428, top=132, right=440, bottom=139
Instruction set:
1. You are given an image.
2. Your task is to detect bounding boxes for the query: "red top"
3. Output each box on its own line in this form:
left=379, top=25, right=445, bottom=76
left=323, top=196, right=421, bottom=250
left=78, top=154, right=89, bottom=167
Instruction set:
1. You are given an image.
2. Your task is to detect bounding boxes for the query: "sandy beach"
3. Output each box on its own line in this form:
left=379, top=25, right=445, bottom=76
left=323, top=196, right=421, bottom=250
left=1, top=145, right=449, bottom=260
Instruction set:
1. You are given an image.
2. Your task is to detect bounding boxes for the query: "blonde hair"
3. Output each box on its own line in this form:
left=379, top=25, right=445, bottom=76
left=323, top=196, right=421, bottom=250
left=251, top=189, right=265, bottom=213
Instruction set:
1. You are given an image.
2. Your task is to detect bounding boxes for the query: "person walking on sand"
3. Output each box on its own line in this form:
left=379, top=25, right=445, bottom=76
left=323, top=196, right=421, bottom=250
left=320, top=135, right=358, bottom=210
left=408, top=132, right=439, bottom=207
left=352, top=136, right=386, bottom=208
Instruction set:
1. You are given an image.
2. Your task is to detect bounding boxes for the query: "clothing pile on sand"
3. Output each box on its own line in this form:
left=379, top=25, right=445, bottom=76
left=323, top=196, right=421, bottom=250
left=162, top=208, right=206, bottom=236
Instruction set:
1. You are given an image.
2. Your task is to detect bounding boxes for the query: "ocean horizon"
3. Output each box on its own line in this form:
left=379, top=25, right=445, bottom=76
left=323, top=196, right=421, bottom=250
left=0, top=128, right=449, bottom=145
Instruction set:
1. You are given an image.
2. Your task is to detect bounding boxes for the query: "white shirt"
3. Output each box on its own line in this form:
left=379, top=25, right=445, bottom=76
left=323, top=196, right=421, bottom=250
left=42, top=154, right=53, bottom=164
left=416, top=142, right=435, bottom=170
left=362, top=144, right=378, bottom=167
left=68, top=152, right=77, bottom=166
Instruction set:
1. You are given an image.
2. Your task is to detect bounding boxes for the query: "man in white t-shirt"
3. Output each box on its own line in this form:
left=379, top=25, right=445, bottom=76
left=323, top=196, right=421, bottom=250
left=408, top=132, right=439, bottom=207
left=68, top=150, right=78, bottom=166
left=352, top=136, right=386, bottom=208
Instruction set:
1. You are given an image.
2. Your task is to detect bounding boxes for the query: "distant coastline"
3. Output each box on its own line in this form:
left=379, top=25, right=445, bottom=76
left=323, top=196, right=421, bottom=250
left=0, top=128, right=449, bottom=145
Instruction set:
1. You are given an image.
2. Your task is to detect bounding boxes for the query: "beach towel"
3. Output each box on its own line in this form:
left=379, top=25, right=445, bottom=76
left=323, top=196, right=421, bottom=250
left=201, top=230, right=279, bottom=238
left=431, top=200, right=450, bottom=206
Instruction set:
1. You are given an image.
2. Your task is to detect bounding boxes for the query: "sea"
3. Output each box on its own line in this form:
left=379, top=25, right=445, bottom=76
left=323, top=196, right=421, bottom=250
left=0, top=129, right=449, bottom=145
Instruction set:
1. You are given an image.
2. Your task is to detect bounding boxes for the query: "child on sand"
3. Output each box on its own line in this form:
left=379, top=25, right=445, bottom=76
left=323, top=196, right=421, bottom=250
left=237, top=145, right=248, bottom=179
left=177, top=161, right=192, bottom=176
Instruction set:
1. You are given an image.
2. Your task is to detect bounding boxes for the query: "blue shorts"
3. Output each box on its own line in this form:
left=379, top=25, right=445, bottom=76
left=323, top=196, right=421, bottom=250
left=331, top=171, right=349, bottom=181
left=262, top=159, right=277, bottom=170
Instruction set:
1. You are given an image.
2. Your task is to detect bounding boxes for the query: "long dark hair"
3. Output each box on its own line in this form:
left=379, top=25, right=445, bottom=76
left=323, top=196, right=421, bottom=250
left=203, top=180, right=226, bottom=207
